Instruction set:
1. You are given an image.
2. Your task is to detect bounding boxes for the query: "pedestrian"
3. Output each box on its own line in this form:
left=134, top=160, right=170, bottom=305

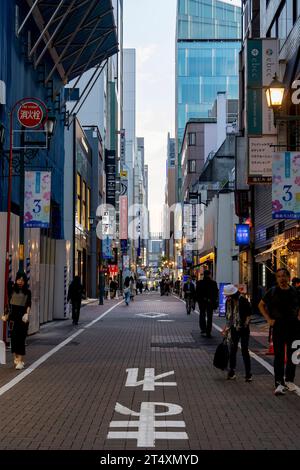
left=109, top=277, right=117, bottom=299
left=196, top=270, right=219, bottom=338
left=291, top=277, right=300, bottom=291
left=145, top=282, right=149, bottom=292
left=160, top=278, right=165, bottom=296
left=130, top=276, right=135, bottom=301
left=124, top=276, right=131, bottom=306
left=222, top=284, right=252, bottom=382
left=8, top=272, right=31, bottom=370
left=183, top=275, right=196, bottom=314
left=139, top=281, right=143, bottom=294
left=259, top=268, right=300, bottom=396
left=67, top=275, right=84, bottom=325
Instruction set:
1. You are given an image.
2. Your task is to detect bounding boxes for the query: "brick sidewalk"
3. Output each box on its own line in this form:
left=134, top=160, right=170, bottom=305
left=0, top=293, right=300, bottom=450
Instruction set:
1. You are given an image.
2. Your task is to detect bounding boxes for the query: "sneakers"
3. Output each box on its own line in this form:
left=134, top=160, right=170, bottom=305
left=227, top=370, right=236, bottom=380
left=15, top=361, right=25, bottom=370
left=274, top=384, right=287, bottom=396
left=245, top=374, right=253, bottom=383
left=285, top=382, right=300, bottom=395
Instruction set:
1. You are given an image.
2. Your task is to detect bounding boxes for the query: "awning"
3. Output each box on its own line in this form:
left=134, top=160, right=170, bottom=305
left=255, top=241, right=288, bottom=263
left=20, top=0, right=118, bottom=84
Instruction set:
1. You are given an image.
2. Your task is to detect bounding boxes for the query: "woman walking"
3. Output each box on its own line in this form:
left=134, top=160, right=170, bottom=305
left=9, top=272, right=31, bottom=370
left=223, top=284, right=252, bottom=382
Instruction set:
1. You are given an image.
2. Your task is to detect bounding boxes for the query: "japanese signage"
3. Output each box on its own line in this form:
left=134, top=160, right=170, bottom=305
left=17, top=101, right=44, bottom=128
left=247, top=39, right=278, bottom=135
left=248, top=136, right=277, bottom=183
left=235, top=224, right=250, bottom=245
left=24, top=171, right=51, bottom=228
left=105, top=150, right=116, bottom=207
left=272, top=152, right=300, bottom=219
left=219, top=283, right=230, bottom=317
left=120, top=129, right=125, bottom=169
left=108, top=265, right=119, bottom=276
left=102, top=236, right=113, bottom=259
left=120, top=195, right=128, bottom=240
left=123, top=255, right=130, bottom=269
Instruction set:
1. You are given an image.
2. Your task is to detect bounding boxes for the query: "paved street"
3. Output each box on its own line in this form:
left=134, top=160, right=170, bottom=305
left=0, top=293, right=300, bottom=451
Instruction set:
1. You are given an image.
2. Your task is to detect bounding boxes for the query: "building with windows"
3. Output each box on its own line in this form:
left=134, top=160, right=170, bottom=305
left=175, top=0, right=241, bottom=200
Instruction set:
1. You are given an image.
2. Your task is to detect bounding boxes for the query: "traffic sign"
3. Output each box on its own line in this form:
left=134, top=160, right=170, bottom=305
left=17, top=101, right=44, bottom=128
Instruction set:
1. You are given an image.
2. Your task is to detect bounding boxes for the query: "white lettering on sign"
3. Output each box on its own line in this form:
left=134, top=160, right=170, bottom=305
left=125, top=368, right=177, bottom=391
left=292, top=340, right=300, bottom=365
left=107, top=402, right=188, bottom=447
left=291, top=80, right=300, bottom=105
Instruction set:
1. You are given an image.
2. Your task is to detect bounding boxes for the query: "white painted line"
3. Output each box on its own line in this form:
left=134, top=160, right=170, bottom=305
left=0, top=299, right=124, bottom=397
left=174, top=296, right=274, bottom=376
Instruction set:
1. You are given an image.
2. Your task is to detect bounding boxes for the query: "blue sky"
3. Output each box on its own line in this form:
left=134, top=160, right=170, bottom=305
left=123, top=0, right=176, bottom=233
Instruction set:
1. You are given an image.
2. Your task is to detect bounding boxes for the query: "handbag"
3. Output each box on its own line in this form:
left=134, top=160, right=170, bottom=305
left=213, top=339, right=229, bottom=370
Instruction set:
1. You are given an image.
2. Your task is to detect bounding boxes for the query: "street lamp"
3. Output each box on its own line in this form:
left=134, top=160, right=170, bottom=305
left=44, top=116, right=56, bottom=137
left=265, top=73, right=285, bottom=109
left=265, top=74, right=300, bottom=126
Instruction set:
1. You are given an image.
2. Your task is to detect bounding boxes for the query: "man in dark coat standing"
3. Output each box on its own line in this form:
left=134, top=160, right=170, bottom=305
left=196, top=270, right=219, bottom=337
left=67, top=276, right=84, bottom=325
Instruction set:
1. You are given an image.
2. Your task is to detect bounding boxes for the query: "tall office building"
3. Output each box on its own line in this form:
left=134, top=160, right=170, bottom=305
left=175, top=0, right=241, bottom=199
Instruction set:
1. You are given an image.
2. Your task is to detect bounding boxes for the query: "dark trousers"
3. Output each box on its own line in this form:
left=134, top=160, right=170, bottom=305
left=229, top=326, right=251, bottom=376
left=72, top=301, right=81, bottom=324
left=272, top=320, right=298, bottom=386
left=199, top=301, right=213, bottom=334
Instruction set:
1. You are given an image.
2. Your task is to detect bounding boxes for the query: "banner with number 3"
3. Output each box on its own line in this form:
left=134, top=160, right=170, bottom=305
left=272, top=152, right=300, bottom=220
left=24, top=171, right=51, bottom=228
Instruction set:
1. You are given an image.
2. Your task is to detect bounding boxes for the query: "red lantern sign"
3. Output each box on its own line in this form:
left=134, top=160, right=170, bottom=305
left=17, top=101, right=44, bottom=128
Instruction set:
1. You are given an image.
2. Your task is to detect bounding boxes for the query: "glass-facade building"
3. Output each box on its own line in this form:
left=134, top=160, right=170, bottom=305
left=176, top=0, right=242, bottom=197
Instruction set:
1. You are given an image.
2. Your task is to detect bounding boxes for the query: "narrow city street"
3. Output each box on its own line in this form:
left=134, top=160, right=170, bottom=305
left=1, top=293, right=300, bottom=452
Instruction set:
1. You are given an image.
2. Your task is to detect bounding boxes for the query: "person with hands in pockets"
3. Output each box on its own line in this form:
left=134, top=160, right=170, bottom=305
left=259, top=268, right=300, bottom=396
left=8, top=271, right=32, bottom=370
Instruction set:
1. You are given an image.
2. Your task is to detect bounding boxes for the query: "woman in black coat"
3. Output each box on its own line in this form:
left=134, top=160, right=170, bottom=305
left=9, top=272, right=31, bottom=370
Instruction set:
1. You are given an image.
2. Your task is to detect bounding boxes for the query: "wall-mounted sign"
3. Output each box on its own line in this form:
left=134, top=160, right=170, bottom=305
left=18, top=101, right=44, bottom=128
left=219, top=283, right=230, bottom=317
left=235, top=224, right=250, bottom=245
left=246, top=39, right=278, bottom=136
left=24, top=171, right=51, bottom=228
left=248, top=136, right=277, bottom=184
left=105, top=149, right=116, bottom=207
left=272, top=152, right=300, bottom=219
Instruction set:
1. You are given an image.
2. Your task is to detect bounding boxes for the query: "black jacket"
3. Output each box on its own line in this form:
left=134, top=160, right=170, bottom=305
left=196, top=279, right=218, bottom=305
left=67, top=280, right=84, bottom=303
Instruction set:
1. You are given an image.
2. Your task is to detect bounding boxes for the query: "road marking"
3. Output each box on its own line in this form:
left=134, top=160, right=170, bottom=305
left=125, top=368, right=177, bottom=391
left=158, top=320, right=174, bottom=322
left=0, top=299, right=124, bottom=397
left=107, top=402, right=188, bottom=447
left=174, top=295, right=274, bottom=376
left=136, top=312, right=168, bottom=319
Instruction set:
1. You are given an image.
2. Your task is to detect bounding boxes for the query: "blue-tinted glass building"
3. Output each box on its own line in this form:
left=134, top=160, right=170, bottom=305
left=176, top=0, right=241, bottom=198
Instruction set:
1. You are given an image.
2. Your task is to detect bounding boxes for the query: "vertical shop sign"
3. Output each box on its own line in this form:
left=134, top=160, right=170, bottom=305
left=24, top=171, right=51, bottom=228
left=272, top=152, right=300, bottom=219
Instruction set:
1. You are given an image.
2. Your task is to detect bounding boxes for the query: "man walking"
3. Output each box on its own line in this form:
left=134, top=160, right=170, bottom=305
left=196, top=270, right=219, bottom=338
left=259, top=268, right=300, bottom=396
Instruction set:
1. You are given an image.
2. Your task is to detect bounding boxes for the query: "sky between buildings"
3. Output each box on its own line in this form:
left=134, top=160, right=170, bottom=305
left=124, top=0, right=176, bottom=233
